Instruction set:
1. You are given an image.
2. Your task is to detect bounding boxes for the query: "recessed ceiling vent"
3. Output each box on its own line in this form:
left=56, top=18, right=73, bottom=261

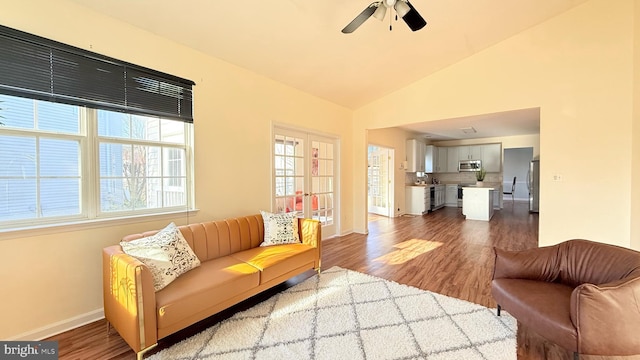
left=461, top=127, right=477, bottom=134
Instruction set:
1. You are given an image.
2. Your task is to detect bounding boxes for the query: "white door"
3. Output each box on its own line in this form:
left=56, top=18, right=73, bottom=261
left=368, top=145, right=394, bottom=217
left=273, top=127, right=338, bottom=238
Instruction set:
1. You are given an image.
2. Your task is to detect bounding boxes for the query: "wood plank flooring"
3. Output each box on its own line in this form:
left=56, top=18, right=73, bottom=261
left=47, top=203, right=632, bottom=359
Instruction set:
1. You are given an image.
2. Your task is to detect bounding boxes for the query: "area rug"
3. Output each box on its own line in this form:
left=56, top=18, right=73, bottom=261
left=148, top=266, right=516, bottom=360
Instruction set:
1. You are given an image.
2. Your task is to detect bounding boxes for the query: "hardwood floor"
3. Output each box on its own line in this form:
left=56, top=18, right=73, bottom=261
left=47, top=203, right=631, bottom=359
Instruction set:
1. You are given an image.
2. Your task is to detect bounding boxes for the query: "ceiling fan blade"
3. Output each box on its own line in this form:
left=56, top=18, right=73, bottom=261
left=397, top=1, right=427, bottom=31
left=341, top=3, right=378, bottom=34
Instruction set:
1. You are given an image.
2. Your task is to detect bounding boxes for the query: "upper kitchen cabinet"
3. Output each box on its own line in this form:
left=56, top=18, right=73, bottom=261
left=480, top=143, right=502, bottom=172
left=458, top=145, right=482, bottom=160
left=426, top=145, right=446, bottom=173
left=436, top=147, right=447, bottom=173
left=425, top=145, right=435, bottom=173
left=406, top=139, right=425, bottom=173
left=446, top=147, right=459, bottom=172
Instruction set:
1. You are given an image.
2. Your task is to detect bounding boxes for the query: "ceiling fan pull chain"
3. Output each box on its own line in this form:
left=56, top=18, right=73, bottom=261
left=390, top=10, right=393, bottom=31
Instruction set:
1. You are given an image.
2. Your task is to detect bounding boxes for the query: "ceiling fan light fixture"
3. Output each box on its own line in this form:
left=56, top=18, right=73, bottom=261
left=394, top=1, right=411, bottom=17
left=373, top=5, right=387, bottom=21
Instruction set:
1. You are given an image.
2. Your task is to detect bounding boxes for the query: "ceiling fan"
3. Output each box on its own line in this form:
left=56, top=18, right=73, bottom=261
left=342, top=0, right=427, bottom=33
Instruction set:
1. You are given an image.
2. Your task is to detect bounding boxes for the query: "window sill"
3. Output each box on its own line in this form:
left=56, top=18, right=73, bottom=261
left=0, top=208, right=200, bottom=241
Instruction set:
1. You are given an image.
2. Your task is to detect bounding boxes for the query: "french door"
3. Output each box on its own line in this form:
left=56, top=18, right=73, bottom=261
left=368, top=145, right=394, bottom=217
left=273, top=127, right=338, bottom=238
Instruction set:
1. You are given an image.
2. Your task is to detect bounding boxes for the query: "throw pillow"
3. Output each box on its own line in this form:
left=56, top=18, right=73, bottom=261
left=260, top=210, right=301, bottom=247
left=120, top=222, right=201, bottom=291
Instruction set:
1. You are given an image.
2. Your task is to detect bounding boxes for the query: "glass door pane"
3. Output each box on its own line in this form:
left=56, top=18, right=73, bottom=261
left=274, top=133, right=305, bottom=216
left=310, top=136, right=335, bottom=236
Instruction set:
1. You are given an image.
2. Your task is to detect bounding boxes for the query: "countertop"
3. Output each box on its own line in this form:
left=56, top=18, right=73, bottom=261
left=406, top=182, right=502, bottom=188
left=462, top=185, right=496, bottom=190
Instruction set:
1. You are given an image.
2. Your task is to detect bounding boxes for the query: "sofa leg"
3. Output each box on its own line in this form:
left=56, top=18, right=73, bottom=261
left=497, top=304, right=501, bottom=316
left=136, top=344, right=158, bottom=360
left=106, top=321, right=111, bottom=335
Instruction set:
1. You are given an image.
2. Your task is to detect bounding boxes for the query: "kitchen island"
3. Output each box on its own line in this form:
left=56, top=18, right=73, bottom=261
left=462, top=185, right=495, bottom=221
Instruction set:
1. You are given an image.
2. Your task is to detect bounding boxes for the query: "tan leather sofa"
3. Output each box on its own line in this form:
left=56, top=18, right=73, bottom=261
left=491, top=239, right=640, bottom=358
left=102, top=214, right=321, bottom=360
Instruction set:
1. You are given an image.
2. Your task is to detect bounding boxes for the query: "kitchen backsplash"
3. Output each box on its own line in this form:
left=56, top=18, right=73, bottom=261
left=405, top=172, right=503, bottom=184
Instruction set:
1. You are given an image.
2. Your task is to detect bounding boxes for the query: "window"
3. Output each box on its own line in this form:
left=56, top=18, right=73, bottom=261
left=0, top=94, right=193, bottom=230
left=0, top=25, right=195, bottom=232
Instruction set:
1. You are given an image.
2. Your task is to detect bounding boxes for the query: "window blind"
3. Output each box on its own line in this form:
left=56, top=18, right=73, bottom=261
left=0, top=25, right=195, bottom=123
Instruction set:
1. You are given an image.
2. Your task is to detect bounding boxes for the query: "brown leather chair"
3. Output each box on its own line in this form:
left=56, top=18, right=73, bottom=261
left=491, top=239, right=640, bottom=359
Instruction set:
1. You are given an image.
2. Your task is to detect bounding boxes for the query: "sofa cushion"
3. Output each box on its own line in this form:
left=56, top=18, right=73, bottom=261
left=259, top=210, right=300, bottom=246
left=492, top=278, right=577, bottom=351
left=120, top=222, right=201, bottom=291
left=155, top=256, right=260, bottom=330
left=231, top=243, right=317, bottom=283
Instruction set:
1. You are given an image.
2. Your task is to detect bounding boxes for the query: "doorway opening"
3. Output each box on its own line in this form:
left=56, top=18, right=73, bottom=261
left=503, top=147, right=533, bottom=202
left=367, top=145, right=394, bottom=218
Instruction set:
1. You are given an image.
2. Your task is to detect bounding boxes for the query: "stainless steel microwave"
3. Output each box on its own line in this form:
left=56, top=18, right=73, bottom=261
left=459, top=159, right=482, bottom=172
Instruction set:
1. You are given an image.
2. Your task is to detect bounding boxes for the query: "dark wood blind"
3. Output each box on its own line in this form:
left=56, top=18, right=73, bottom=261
left=0, top=25, right=195, bottom=123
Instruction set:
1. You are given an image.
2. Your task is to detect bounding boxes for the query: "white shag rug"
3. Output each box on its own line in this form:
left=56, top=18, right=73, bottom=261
left=148, top=266, right=516, bottom=360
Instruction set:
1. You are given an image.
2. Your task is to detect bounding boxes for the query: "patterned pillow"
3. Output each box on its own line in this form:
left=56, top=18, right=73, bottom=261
left=260, top=210, right=301, bottom=247
left=120, top=222, right=201, bottom=291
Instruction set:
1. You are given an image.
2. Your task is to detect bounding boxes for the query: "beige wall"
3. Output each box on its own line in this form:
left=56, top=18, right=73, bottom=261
left=632, top=0, right=640, bottom=249
left=353, top=0, right=637, bottom=248
left=0, top=1, right=352, bottom=339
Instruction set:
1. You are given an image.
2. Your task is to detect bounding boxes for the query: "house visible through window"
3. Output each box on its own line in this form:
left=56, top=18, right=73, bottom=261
left=0, top=94, right=193, bottom=230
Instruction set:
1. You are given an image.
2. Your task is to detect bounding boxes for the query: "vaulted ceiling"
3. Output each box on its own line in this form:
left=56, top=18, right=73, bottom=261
left=68, top=0, right=588, bottom=110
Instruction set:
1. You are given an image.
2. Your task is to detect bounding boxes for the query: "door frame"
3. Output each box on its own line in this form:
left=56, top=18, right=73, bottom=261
left=367, top=144, right=395, bottom=217
left=272, top=123, right=341, bottom=239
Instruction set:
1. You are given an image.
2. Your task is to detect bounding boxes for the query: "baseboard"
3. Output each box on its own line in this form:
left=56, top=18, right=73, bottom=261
left=339, top=228, right=353, bottom=236
left=7, top=308, right=104, bottom=341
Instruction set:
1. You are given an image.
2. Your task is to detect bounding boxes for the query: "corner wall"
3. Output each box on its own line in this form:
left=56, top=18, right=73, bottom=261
left=353, top=0, right=635, bottom=248
left=632, top=0, right=640, bottom=249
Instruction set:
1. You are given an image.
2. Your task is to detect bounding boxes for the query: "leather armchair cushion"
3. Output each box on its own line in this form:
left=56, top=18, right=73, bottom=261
left=492, top=278, right=576, bottom=351
left=231, top=243, right=318, bottom=284
left=155, top=256, right=260, bottom=330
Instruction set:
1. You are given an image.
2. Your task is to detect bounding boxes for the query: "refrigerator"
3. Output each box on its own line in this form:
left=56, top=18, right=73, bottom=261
left=528, top=160, right=540, bottom=213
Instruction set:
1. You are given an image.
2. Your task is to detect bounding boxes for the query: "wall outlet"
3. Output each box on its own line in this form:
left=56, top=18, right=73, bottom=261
left=553, top=174, right=563, bottom=181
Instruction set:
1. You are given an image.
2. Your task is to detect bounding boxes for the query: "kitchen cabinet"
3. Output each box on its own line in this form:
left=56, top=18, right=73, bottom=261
left=492, top=184, right=503, bottom=209
left=480, top=143, right=502, bottom=173
left=406, top=139, right=425, bottom=173
left=462, top=187, right=495, bottom=221
left=405, top=186, right=428, bottom=215
left=425, top=145, right=435, bottom=173
left=446, top=147, right=459, bottom=172
left=458, top=145, right=482, bottom=160
left=436, top=147, right=447, bottom=173
left=445, top=184, right=458, bottom=207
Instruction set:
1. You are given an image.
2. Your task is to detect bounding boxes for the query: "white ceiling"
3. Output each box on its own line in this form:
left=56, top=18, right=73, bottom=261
left=399, top=107, right=541, bottom=141
left=67, top=0, right=584, bottom=138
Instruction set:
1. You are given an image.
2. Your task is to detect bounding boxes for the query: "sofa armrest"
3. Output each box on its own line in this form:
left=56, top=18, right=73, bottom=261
left=492, top=246, right=560, bottom=281
left=102, top=245, right=157, bottom=353
left=298, top=218, right=322, bottom=269
left=570, top=276, right=640, bottom=355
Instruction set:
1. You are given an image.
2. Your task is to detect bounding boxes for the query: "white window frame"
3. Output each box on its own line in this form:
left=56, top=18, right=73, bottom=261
left=0, top=98, right=195, bottom=235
